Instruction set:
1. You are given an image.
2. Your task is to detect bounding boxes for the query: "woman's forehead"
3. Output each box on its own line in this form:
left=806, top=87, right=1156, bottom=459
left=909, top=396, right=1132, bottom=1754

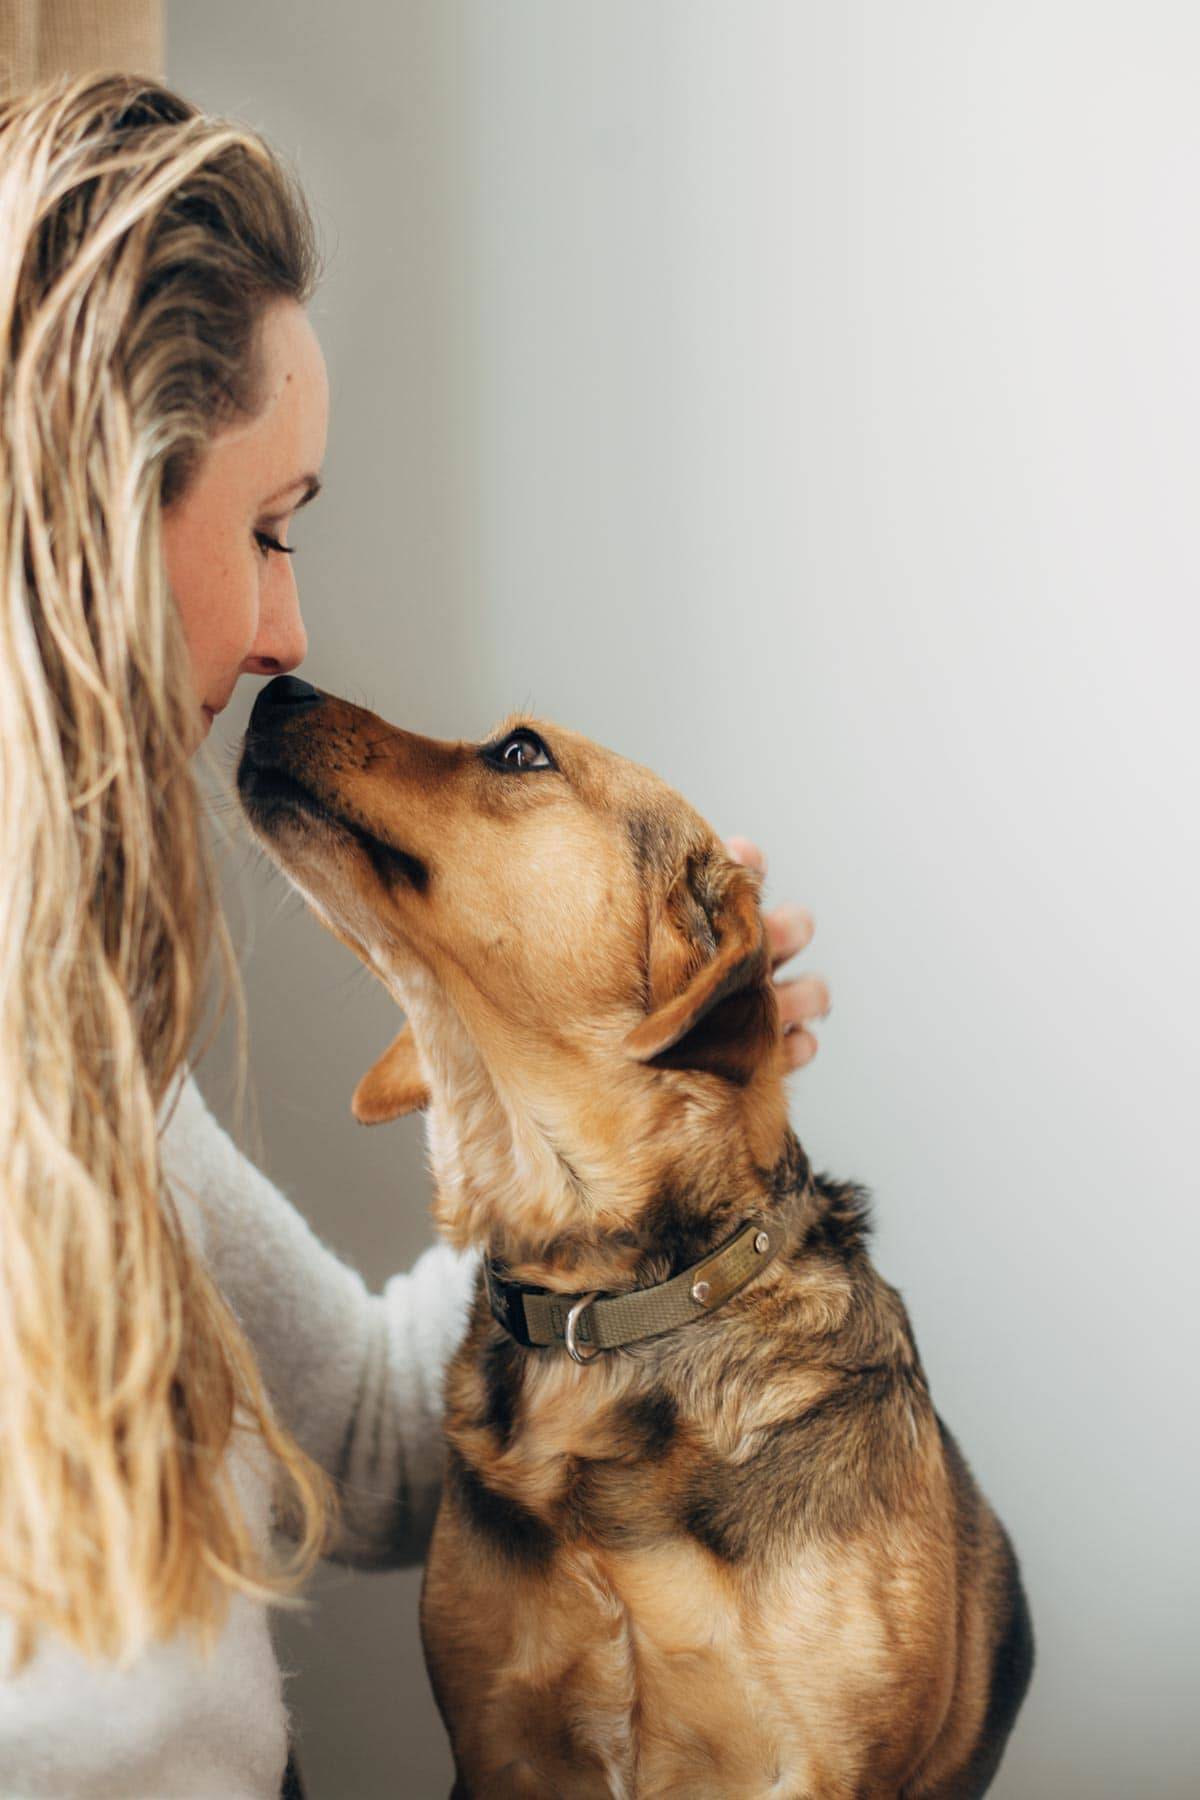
left=192, top=303, right=328, bottom=510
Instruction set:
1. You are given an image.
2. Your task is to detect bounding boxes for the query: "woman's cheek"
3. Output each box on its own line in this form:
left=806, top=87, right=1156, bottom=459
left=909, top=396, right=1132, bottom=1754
left=211, top=559, right=264, bottom=683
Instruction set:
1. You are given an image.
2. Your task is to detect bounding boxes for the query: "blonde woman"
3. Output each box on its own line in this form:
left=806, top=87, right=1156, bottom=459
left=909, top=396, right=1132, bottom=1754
left=0, top=73, right=825, bottom=1797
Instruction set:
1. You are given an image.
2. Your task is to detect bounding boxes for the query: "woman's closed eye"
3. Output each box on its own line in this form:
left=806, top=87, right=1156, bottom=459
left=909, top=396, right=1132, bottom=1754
left=253, top=528, right=295, bottom=559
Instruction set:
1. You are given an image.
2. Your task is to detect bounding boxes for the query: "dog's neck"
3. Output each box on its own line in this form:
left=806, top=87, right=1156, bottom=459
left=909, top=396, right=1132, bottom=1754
left=393, top=962, right=800, bottom=1296
left=491, top=1127, right=813, bottom=1305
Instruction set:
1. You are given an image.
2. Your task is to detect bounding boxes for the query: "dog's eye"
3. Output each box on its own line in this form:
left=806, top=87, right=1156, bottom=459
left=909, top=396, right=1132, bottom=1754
left=488, top=730, right=555, bottom=773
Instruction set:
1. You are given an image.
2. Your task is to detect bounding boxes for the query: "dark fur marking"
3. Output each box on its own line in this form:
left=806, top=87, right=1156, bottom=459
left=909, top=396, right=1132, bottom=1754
left=239, top=749, right=432, bottom=894
left=634, top=1183, right=742, bottom=1283
left=356, top=831, right=430, bottom=893
left=961, top=1545, right=1035, bottom=1794
left=448, top=1447, right=555, bottom=1569
left=681, top=1364, right=921, bottom=1564
left=760, top=1130, right=812, bottom=1207
left=802, top=1173, right=874, bottom=1260
left=935, top=1419, right=1035, bottom=1794
left=480, top=1335, right=525, bottom=1451
left=980, top=1543, right=1036, bottom=1766
left=626, top=809, right=676, bottom=875
left=617, top=1388, right=678, bottom=1460
left=681, top=1492, right=742, bottom=1564
left=552, top=1392, right=679, bottom=1552
left=671, top=870, right=719, bottom=958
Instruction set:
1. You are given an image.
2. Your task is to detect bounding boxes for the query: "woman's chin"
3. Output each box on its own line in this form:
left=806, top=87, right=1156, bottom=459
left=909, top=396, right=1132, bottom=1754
left=190, top=704, right=216, bottom=753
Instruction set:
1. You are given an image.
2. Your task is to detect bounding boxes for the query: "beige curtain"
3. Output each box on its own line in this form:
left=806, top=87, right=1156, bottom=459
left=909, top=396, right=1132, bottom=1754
left=0, top=0, right=163, bottom=98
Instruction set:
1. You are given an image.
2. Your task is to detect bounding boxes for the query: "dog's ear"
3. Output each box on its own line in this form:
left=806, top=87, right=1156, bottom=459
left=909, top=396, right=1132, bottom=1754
left=623, top=852, right=776, bottom=1081
left=352, top=1024, right=430, bottom=1123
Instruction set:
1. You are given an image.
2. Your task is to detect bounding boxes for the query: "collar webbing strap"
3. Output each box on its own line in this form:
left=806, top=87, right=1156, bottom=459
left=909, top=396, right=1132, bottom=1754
left=484, top=1216, right=787, bottom=1357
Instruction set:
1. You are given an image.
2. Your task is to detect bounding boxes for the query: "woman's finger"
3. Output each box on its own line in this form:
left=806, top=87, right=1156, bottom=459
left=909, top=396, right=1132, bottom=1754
left=725, top=836, right=767, bottom=874
left=776, top=974, right=831, bottom=1031
left=782, top=1027, right=819, bottom=1072
left=764, top=903, right=815, bottom=969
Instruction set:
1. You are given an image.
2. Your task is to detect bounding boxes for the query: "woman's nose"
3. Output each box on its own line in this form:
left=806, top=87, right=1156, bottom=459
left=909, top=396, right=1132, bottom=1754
left=243, top=561, right=309, bottom=676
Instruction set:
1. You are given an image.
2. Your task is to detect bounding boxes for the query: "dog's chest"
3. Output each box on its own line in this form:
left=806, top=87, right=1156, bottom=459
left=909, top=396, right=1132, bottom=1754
left=429, top=1342, right=956, bottom=1796
left=449, top=1344, right=688, bottom=1549
left=427, top=1462, right=904, bottom=1799
left=428, top=1486, right=809, bottom=1797
left=432, top=1361, right=822, bottom=1795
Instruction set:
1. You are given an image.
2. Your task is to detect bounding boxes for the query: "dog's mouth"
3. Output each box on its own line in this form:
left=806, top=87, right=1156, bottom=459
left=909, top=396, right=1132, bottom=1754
left=237, top=751, right=429, bottom=893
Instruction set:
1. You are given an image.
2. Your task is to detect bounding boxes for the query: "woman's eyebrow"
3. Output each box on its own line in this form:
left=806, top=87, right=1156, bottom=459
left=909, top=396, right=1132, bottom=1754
left=260, top=472, right=322, bottom=511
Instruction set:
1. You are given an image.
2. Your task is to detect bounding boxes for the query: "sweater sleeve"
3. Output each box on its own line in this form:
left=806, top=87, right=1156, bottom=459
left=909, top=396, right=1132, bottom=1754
left=160, top=1072, right=478, bottom=1569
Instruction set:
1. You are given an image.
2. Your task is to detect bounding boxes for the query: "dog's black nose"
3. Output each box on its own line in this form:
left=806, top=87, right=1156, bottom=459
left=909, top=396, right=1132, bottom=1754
left=259, top=675, right=320, bottom=709
left=251, top=676, right=322, bottom=729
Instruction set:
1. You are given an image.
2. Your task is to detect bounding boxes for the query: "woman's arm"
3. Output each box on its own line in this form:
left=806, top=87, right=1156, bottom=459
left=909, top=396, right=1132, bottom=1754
left=161, top=1072, right=478, bottom=1568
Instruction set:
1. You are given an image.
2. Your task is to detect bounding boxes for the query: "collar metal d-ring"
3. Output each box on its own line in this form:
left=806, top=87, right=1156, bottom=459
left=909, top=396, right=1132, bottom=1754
left=564, top=1291, right=602, bottom=1364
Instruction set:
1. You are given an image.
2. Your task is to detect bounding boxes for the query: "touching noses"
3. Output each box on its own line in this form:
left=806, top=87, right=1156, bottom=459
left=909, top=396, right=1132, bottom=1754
left=242, top=553, right=308, bottom=678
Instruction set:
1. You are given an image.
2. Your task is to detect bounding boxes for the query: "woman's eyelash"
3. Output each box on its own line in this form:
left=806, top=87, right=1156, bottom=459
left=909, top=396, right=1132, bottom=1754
left=253, top=529, right=296, bottom=558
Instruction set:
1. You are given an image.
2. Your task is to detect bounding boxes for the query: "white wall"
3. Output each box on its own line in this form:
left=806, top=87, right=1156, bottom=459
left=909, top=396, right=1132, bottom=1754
left=173, top=5, right=1199, bottom=1795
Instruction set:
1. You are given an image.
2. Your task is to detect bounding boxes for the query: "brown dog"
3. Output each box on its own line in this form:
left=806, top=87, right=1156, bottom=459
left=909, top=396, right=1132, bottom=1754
left=238, top=676, right=1032, bottom=1798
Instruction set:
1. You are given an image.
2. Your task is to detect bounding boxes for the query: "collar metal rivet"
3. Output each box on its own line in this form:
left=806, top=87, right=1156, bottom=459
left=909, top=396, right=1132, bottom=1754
left=691, top=1279, right=711, bottom=1304
left=754, top=1230, right=770, bottom=1253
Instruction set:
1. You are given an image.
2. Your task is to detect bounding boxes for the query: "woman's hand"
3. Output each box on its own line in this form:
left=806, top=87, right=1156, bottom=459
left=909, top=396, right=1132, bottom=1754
left=726, top=837, right=829, bottom=1072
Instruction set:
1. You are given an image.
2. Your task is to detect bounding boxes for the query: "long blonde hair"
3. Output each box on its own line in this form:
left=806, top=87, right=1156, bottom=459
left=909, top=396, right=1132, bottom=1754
left=0, top=73, right=330, bottom=1668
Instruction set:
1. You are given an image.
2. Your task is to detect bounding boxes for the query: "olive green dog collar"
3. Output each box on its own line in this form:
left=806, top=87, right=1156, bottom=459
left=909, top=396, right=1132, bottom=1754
left=484, top=1217, right=787, bottom=1364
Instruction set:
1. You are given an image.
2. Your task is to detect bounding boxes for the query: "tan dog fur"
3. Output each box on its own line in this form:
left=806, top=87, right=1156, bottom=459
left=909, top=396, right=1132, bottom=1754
left=238, top=688, right=1032, bottom=1798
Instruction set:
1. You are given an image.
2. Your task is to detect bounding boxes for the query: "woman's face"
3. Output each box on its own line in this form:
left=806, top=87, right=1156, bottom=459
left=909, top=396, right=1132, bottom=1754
left=163, top=299, right=329, bottom=749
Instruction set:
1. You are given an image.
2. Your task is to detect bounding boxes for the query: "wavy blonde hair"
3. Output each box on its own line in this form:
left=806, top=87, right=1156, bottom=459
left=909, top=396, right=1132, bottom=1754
left=0, top=73, right=330, bottom=1669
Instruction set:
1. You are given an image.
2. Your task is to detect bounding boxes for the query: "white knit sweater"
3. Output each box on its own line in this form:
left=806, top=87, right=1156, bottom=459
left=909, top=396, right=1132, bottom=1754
left=0, top=1074, right=477, bottom=1798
